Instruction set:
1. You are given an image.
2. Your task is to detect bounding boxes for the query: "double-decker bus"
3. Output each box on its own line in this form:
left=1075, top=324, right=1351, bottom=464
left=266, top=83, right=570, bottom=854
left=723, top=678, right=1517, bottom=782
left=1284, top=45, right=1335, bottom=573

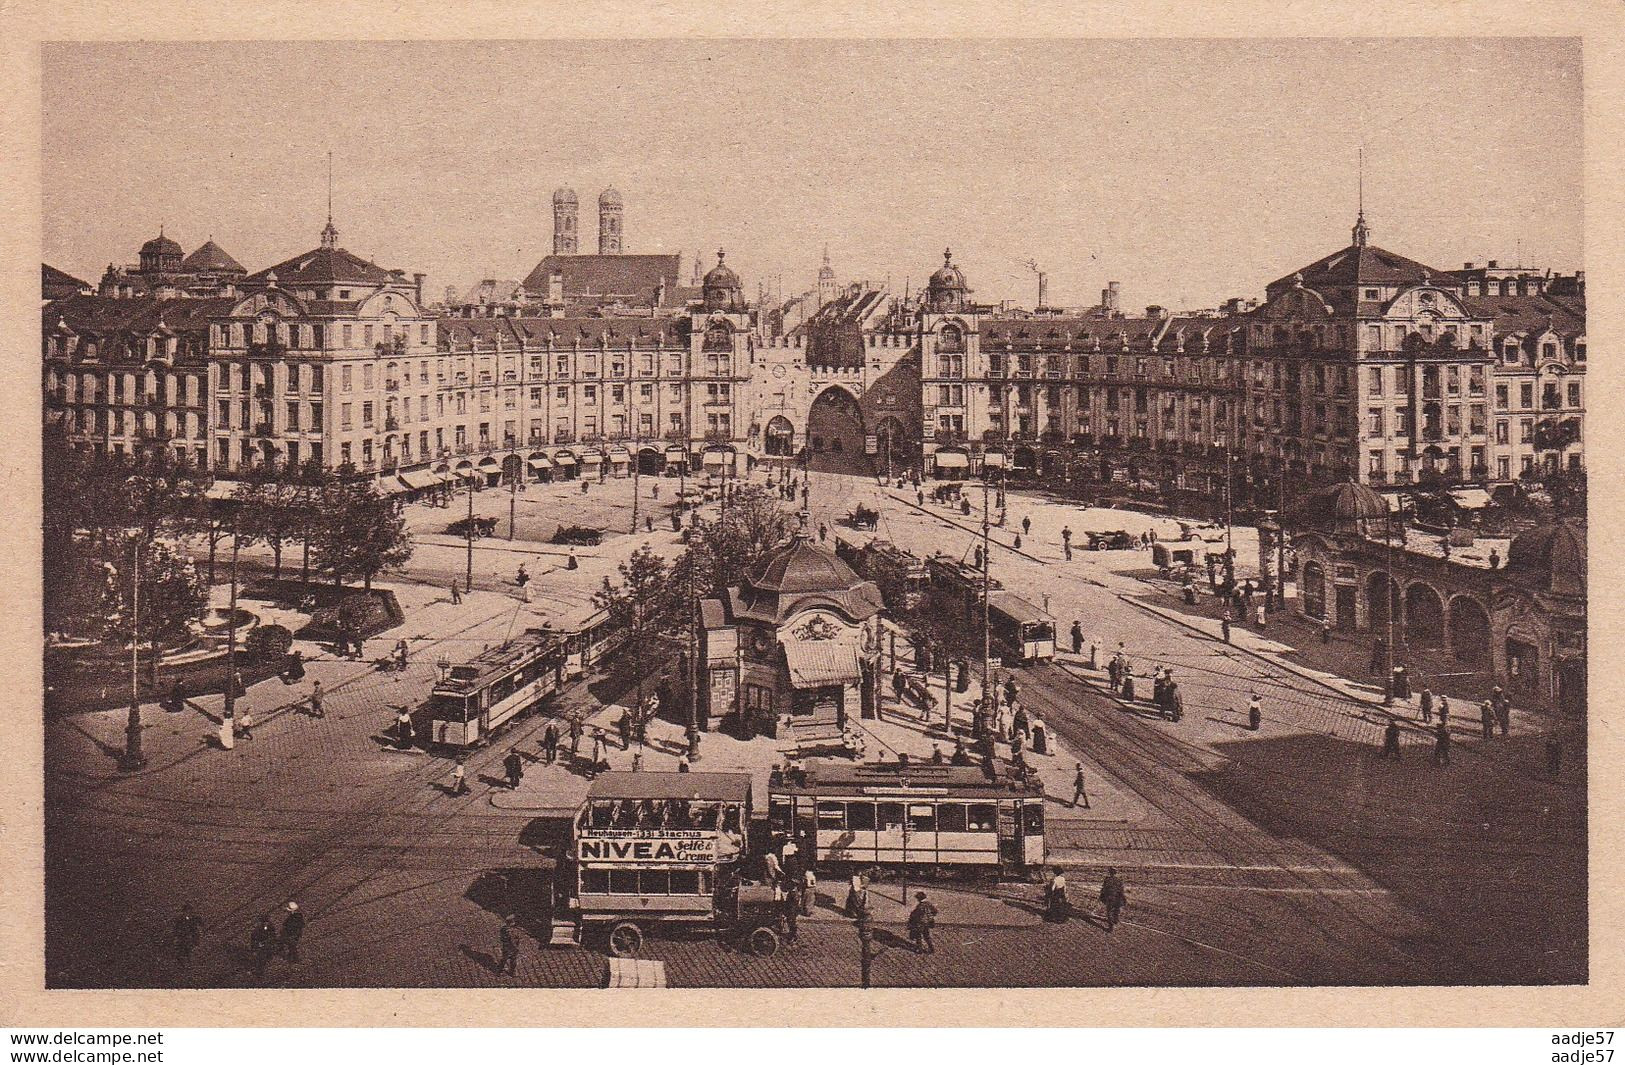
left=767, top=759, right=1046, bottom=877
left=425, top=628, right=566, bottom=747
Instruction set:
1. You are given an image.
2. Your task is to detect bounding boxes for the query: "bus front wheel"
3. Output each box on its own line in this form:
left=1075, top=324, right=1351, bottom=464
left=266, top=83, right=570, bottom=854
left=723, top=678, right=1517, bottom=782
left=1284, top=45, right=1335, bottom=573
left=607, top=921, right=644, bottom=957
left=746, top=926, right=781, bottom=957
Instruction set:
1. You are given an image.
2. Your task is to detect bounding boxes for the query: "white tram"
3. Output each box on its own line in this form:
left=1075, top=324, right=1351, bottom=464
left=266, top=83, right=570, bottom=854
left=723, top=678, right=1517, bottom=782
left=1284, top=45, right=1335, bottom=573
left=767, top=759, right=1046, bottom=876
left=555, top=604, right=626, bottom=680
left=425, top=628, right=565, bottom=747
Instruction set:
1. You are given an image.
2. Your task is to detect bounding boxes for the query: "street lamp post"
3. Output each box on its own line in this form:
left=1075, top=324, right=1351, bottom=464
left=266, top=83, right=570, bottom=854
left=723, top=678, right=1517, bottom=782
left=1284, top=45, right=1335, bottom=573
left=220, top=527, right=240, bottom=750
left=121, top=544, right=147, bottom=770
left=1216, top=436, right=1235, bottom=587
left=465, top=473, right=475, bottom=593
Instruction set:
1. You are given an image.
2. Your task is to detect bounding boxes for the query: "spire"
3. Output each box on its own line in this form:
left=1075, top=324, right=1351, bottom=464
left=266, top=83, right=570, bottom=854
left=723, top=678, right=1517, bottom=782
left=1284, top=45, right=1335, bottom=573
left=1352, top=146, right=1370, bottom=247
left=321, top=151, right=338, bottom=249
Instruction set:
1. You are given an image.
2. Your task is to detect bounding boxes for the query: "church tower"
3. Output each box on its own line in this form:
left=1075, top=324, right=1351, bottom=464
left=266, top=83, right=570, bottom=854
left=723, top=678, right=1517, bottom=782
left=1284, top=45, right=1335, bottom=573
left=552, top=188, right=579, bottom=255
left=598, top=187, right=623, bottom=255
left=817, top=245, right=837, bottom=308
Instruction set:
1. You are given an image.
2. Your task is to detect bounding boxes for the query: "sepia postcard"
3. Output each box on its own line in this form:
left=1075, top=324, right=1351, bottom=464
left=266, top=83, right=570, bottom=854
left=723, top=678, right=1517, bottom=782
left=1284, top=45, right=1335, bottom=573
left=2, top=1, right=1622, bottom=1030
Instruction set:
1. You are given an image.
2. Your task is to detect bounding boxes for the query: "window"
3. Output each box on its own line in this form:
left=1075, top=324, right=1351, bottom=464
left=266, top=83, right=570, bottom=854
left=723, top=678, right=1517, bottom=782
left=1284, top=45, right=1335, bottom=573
left=342, top=325, right=353, bottom=348
left=1367, top=407, right=1385, bottom=436
left=817, top=802, right=846, bottom=830
left=363, top=364, right=374, bottom=391
left=1567, top=382, right=1581, bottom=407
left=937, top=803, right=967, bottom=833
left=1520, top=384, right=1533, bottom=408
left=1495, top=420, right=1509, bottom=444
left=966, top=804, right=997, bottom=832
left=1367, top=366, right=1383, bottom=395
left=363, top=325, right=374, bottom=347
left=846, top=802, right=876, bottom=831
left=362, top=402, right=374, bottom=428
left=340, top=403, right=352, bottom=430
left=1497, top=457, right=1510, bottom=480
left=876, top=803, right=904, bottom=832
left=1520, top=418, right=1533, bottom=443
left=286, top=401, right=300, bottom=430
left=1495, top=384, right=1508, bottom=409
left=908, top=804, right=937, bottom=833
left=583, top=385, right=596, bottom=403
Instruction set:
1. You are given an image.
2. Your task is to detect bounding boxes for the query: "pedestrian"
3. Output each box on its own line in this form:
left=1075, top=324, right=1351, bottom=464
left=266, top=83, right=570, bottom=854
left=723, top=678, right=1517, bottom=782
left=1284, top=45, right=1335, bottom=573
left=1381, top=718, right=1402, bottom=760
left=450, top=759, right=469, bottom=795
left=1254, top=601, right=1267, bottom=629
left=236, top=709, right=255, bottom=741
left=677, top=755, right=691, bottom=773
left=1088, top=637, right=1099, bottom=670
left=844, top=872, right=869, bottom=919
left=1320, top=618, right=1332, bottom=644
left=1071, top=762, right=1090, bottom=808
left=646, top=515, right=653, bottom=533
left=542, top=721, right=559, bottom=764
left=1004, top=677, right=1018, bottom=709
left=1168, top=681, right=1185, bottom=722
left=1494, top=689, right=1510, bottom=736
left=395, top=638, right=409, bottom=672
left=1120, top=672, right=1135, bottom=703
left=589, top=729, right=607, bottom=775
left=802, top=868, right=818, bottom=916
left=395, top=707, right=414, bottom=750
left=450, top=581, right=463, bottom=605
left=497, top=914, right=519, bottom=977
left=973, top=545, right=983, bottom=569
left=569, top=716, right=584, bottom=761
left=1489, top=548, right=1501, bottom=570
left=1220, top=611, right=1232, bottom=644
left=782, top=879, right=802, bottom=944
left=1044, top=868, right=1070, bottom=922
left=1107, top=655, right=1121, bottom=690
left=907, top=892, right=938, bottom=954
left=1099, top=869, right=1127, bottom=932
left=515, top=564, right=532, bottom=603
left=249, top=914, right=278, bottom=981
left=1546, top=735, right=1562, bottom=777
left=1031, top=716, right=1049, bottom=754
left=1071, top=620, right=1083, bottom=655
left=283, top=649, right=306, bottom=684
left=351, top=631, right=365, bottom=662
left=306, top=680, right=325, bottom=719
left=171, top=904, right=203, bottom=965
left=1022, top=515, right=1032, bottom=536
left=1432, top=721, right=1451, bottom=767
left=1013, top=706, right=1030, bottom=741
left=504, top=748, right=523, bottom=789
left=166, top=678, right=187, bottom=713
left=566, top=552, right=578, bottom=570
left=1418, top=687, right=1433, bottom=724
left=1480, top=700, right=1496, bottom=740
left=1438, top=697, right=1450, bottom=729
left=617, top=711, right=633, bottom=750
left=917, top=488, right=925, bottom=506
left=280, top=901, right=305, bottom=962
left=1247, top=693, right=1262, bottom=731
left=1014, top=533, right=1023, bottom=550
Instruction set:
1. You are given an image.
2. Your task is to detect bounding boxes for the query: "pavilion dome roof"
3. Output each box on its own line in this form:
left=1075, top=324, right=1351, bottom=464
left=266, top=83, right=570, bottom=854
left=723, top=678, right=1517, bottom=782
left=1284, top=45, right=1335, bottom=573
left=1507, top=520, right=1586, bottom=596
left=1296, top=481, right=1390, bottom=527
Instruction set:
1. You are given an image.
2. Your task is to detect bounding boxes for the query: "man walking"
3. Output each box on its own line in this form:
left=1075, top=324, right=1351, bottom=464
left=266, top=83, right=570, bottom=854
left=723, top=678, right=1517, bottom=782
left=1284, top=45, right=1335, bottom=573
left=1099, top=868, right=1127, bottom=933
left=1071, top=620, right=1083, bottom=656
left=1432, top=721, right=1451, bottom=767
left=280, top=901, right=305, bottom=963
left=907, top=891, right=938, bottom=954
left=781, top=879, right=802, bottom=945
left=1480, top=700, right=1496, bottom=739
left=450, top=581, right=462, bottom=605
left=504, top=748, right=524, bottom=790
left=569, top=716, right=584, bottom=762
left=497, top=914, right=519, bottom=977
left=542, top=721, right=559, bottom=765
left=1071, top=762, right=1090, bottom=808
left=1494, top=691, right=1511, bottom=737
left=450, top=758, right=470, bottom=796
left=1220, top=610, right=1232, bottom=644
left=1380, top=718, right=1402, bottom=760
left=1247, top=693, right=1262, bottom=731
left=308, top=681, right=325, bottom=719
left=1418, top=686, right=1433, bottom=724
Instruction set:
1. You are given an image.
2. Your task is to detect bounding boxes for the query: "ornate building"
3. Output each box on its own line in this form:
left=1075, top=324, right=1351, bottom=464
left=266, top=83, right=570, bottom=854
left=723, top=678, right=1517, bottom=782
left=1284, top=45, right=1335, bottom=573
left=97, top=229, right=248, bottom=300
left=699, top=535, right=885, bottom=739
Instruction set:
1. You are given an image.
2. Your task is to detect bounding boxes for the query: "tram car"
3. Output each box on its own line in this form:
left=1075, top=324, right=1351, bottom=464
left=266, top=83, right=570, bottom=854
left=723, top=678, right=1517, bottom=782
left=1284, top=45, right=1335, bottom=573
left=554, top=604, right=627, bottom=679
left=838, top=538, right=930, bottom=614
left=425, top=628, right=566, bottom=747
left=924, top=552, right=1003, bottom=614
left=986, top=591, right=1056, bottom=662
left=767, top=759, right=1046, bottom=878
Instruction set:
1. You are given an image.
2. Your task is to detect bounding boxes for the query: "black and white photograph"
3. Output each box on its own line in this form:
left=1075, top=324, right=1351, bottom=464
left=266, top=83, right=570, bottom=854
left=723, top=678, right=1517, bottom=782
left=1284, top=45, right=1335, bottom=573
left=8, top=22, right=1619, bottom=1035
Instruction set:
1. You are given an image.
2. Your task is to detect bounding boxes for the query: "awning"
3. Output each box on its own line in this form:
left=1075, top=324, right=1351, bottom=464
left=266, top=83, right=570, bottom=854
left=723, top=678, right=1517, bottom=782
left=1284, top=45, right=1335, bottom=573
left=554, top=453, right=577, bottom=466
left=664, top=445, right=688, bottom=459
left=1449, top=488, right=1493, bottom=510
left=608, top=446, right=630, bottom=461
left=703, top=452, right=727, bottom=467
left=478, top=456, right=500, bottom=469
left=983, top=451, right=1007, bottom=469
left=527, top=456, right=553, bottom=470
left=581, top=451, right=603, bottom=466
left=379, top=476, right=411, bottom=495
left=1378, top=490, right=1409, bottom=512
left=783, top=638, right=865, bottom=690
left=398, top=470, right=439, bottom=491
left=934, top=451, right=969, bottom=469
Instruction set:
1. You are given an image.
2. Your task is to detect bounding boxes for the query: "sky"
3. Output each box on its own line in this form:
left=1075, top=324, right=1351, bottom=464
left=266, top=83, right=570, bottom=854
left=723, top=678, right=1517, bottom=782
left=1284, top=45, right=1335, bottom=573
left=42, top=38, right=1583, bottom=312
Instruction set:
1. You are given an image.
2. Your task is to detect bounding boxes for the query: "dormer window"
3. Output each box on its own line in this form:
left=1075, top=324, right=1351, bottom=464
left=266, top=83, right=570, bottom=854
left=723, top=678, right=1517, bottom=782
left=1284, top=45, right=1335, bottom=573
left=1364, top=289, right=1379, bottom=300
left=339, top=289, right=351, bottom=300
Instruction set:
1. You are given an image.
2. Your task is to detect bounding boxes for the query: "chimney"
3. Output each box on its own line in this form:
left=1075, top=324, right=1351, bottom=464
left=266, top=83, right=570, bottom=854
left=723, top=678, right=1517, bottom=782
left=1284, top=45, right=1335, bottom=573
left=414, top=273, right=426, bottom=306
left=1488, top=260, right=1499, bottom=269
left=1146, top=305, right=1165, bottom=319
left=1463, top=262, right=1474, bottom=270
left=549, top=270, right=564, bottom=306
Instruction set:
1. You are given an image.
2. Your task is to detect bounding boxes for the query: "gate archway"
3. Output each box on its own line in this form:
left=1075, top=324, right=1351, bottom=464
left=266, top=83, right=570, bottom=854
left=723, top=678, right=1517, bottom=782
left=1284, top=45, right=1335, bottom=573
left=765, top=415, right=795, bottom=457
left=806, top=386, right=868, bottom=475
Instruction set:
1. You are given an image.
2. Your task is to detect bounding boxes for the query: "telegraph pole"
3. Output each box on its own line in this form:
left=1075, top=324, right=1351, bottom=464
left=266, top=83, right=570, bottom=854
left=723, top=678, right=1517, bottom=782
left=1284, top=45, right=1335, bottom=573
left=220, top=528, right=240, bottom=750
left=508, top=461, right=517, bottom=541
left=121, top=545, right=146, bottom=770
left=631, top=446, right=641, bottom=534
left=465, top=475, right=475, bottom=593
left=980, top=471, right=992, bottom=721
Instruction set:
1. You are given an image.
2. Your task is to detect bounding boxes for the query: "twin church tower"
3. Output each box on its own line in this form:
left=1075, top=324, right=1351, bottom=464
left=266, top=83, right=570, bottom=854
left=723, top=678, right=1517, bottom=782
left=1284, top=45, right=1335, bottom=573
left=550, top=187, right=622, bottom=256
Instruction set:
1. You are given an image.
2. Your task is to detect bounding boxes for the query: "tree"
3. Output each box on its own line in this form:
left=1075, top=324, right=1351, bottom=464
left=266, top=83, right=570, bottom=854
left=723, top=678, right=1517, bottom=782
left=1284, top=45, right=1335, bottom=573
left=311, top=476, right=413, bottom=589
left=233, top=461, right=312, bottom=581
left=593, top=545, right=672, bottom=717
left=115, top=448, right=209, bottom=549
left=684, top=484, right=795, bottom=595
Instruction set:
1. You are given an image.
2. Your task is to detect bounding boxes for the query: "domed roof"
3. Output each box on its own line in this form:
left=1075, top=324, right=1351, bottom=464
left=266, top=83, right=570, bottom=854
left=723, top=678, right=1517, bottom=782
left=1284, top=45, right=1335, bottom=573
left=181, top=238, right=245, bottom=274
left=553, top=187, right=577, bottom=206
left=598, top=186, right=623, bottom=208
left=1507, top=520, right=1585, bottom=596
left=928, top=247, right=967, bottom=292
left=1295, top=481, right=1390, bottom=528
left=703, top=249, right=741, bottom=291
left=141, top=230, right=182, bottom=257
left=748, top=536, right=864, bottom=596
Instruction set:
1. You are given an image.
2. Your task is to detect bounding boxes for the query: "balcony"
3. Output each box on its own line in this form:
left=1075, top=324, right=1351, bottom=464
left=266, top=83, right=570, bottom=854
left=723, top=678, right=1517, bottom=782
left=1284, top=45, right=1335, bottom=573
left=704, top=430, right=733, bottom=445
left=253, top=422, right=274, bottom=437
left=384, top=380, right=400, bottom=392
left=934, top=430, right=968, bottom=445
left=384, top=417, right=401, bottom=432
left=553, top=432, right=575, bottom=445
left=246, top=341, right=288, bottom=360
left=381, top=457, right=399, bottom=473
left=664, top=428, right=687, bottom=442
